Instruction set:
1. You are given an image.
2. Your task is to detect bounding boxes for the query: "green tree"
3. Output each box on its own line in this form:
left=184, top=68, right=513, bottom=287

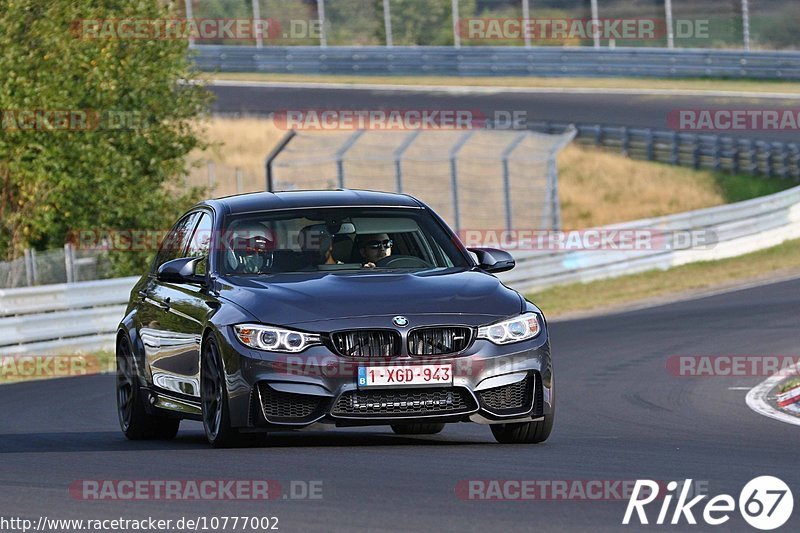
left=0, top=0, right=211, bottom=275
left=376, top=0, right=476, bottom=46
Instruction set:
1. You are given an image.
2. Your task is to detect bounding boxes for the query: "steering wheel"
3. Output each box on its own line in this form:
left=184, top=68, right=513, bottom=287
left=374, top=255, right=431, bottom=268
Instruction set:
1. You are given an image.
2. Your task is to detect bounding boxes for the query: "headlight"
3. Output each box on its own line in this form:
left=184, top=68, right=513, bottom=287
left=477, top=312, right=541, bottom=345
left=233, top=324, right=321, bottom=353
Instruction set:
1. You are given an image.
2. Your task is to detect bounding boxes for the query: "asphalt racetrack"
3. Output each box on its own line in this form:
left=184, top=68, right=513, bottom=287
left=2, top=276, right=798, bottom=531
left=210, top=83, right=800, bottom=144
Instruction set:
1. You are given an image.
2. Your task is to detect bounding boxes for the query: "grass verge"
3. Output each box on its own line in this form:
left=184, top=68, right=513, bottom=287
left=528, top=238, right=800, bottom=318
left=204, top=73, right=800, bottom=95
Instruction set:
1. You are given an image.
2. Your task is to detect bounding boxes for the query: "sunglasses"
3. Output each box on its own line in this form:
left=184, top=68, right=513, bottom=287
left=365, top=239, right=393, bottom=250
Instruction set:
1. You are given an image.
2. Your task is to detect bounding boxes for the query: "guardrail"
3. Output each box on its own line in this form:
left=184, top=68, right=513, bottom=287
left=193, top=45, right=800, bottom=80
left=3, top=180, right=800, bottom=354
left=0, top=277, right=138, bottom=355
left=497, top=182, right=800, bottom=293
left=528, top=122, right=800, bottom=179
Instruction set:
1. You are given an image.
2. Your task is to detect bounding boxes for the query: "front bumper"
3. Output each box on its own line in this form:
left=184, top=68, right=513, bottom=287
left=215, top=325, right=553, bottom=429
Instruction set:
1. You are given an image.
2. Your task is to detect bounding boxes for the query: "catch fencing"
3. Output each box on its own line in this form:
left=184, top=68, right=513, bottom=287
left=267, top=128, right=576, bottom=232
left=0, top=244, right=115, bottom=290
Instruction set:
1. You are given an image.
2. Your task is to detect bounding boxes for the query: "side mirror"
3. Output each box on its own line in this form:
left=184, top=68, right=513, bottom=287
left=157, top=257, right=206, bottom=285
left=468, top=247, right=515, bottom=273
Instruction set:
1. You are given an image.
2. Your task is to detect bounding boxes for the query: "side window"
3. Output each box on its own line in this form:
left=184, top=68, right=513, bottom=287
left=185, top=212, right=213, bottom=275
left=153, top=213, right=199, bottom=272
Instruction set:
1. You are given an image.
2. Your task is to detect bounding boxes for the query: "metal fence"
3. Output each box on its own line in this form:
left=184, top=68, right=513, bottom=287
left=0, top=244, right=115, bottom=290
left=184, top=0, right=798, bottom=51
left=528, top=121, right=800, bottom=179
left=267, top=127, right=576, bottom=232
left=193, top=45, right=800, bottom=79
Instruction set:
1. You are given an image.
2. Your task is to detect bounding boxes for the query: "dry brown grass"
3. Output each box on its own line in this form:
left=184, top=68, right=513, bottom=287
left=557, top=144, right=725, bottom=227
left=191, top=117, right=734, bottom=227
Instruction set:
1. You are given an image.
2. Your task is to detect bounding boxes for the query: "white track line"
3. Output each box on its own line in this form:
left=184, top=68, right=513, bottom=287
left=208, top=79, right=800, bottom=100
left=745, top=362, right=800, bottom=427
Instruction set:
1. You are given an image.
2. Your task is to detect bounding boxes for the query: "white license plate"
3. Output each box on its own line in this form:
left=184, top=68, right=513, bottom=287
left=357, top=364, right=453, bottom=389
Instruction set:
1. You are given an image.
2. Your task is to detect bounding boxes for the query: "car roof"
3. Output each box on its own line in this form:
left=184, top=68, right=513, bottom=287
left=200, top=189, right=424, bottom=216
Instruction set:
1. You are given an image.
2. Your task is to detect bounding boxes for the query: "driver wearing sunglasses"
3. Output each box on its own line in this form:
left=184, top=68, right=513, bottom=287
left=357, top=233, right=393, bottom=268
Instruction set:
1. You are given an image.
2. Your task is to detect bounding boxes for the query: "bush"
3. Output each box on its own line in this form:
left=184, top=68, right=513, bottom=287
left=0, top=0, right=211, bottom=276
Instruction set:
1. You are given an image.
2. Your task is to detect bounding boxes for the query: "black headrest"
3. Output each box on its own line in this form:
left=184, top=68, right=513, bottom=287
left=298, top=224, right=333, bottom=262
left=331, top=234, right=353, bottom=263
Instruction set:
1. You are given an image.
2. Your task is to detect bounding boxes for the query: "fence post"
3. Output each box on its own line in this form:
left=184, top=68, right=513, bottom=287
left=24, top=248, right=33, bottom=287
left=501, top=132, right=529, bottom=231
left=670, top=132, right=679, bottom=165
left=393, top=130, right=421, bottom=193
left=30, top=249, right=38, bottom=285
left=621, top=127, right=630, bottom=156
left=449, top=131, right=475, bottom=233
left=780, top=143, right=789, bottom=179
left=594, top=124, right=603, bottom=146
left=521, top=0, right=532, bottom=48
left=64, top=243, right=75, bottom=284
left=336, top=130, right=366, bottom=189
left=383, top=0, right=393, bottom=47
left=590, top=0, right=600, bottom=48
left=766, top=143, right=775, bottom=178
left=252, top=0, right=263, bottom=48
left=741, top=0, right=751, bottom=51
left=790, top=144, right=800, bottom=181
left=713, top=136, right=722, bottom=171
left=207, top=160, right=216, bottom=190
left=545, top=127, right=577, bottom=231
left=452, top=0, right=461, bottom=48
left=184, top=0, right=195, bottom=48
left=235, top=168, right=244, bottom=194
left=664, top=0, right=675, bottom=49
left=265, top=130, right=297, bottom=192
left=732, top=140, right=741, bottom=174
left=316, top=0, right=328, bottom=47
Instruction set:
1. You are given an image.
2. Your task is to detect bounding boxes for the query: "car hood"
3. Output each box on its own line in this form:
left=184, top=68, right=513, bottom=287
left=217, top=268, right=523, bottom=329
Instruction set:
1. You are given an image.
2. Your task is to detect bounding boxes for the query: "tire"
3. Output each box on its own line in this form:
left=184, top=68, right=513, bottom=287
left=116, top=336, right=180, bottom=440
left=490, top=415, right=553, bottom=444
left=201, top=336, right=259, bottom=448
left=391, top=422, right=446, bottom=435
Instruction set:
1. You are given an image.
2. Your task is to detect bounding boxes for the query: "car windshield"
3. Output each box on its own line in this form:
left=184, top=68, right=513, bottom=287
left=218, top=207, right=469, bottom=275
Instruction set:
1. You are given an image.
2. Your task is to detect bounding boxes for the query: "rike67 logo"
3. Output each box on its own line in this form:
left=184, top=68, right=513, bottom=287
left=623, top=477, right=793, bottom=530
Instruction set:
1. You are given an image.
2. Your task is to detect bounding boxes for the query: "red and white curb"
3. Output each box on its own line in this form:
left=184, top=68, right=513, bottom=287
left=746, top=361, right=800, bottom=426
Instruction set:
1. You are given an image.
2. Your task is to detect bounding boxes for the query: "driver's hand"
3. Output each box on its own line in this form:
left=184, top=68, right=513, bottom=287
left=362, top=262, right=376, bottom=268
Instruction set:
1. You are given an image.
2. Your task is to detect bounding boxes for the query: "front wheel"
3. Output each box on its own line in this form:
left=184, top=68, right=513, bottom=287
left=116, top=336, right=180, bottom=440
left=490, top=415, right=553, bottom=444
left=201, top=336, right=258, bottom=448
